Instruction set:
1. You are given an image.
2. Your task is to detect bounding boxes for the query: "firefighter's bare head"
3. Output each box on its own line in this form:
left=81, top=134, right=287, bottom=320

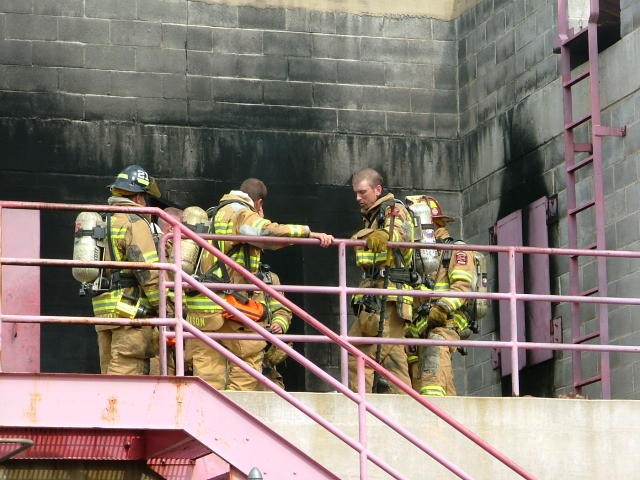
left=240, top=178, right=268, bottom=214
left=352, top=168, right=383, bottom=211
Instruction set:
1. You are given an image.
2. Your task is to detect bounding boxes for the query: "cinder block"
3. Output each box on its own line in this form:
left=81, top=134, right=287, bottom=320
left=5, top=13, right=57, bottom=41
left=337, top=110, right=385, bottom=134
left=212, top=78, right=262, bottom=104
left=85, top=0, right=136, bottom=20
left=288, top=57, right=336, bottom=82
left=111, top=20, right=162, bottom=47
left=210, top=53, right=238, bottom=77
left=337, top=60, right=384, bottom=86
left=162, top=74, right=186, bottom=99
left=335, top=12, right=383, bottom=36
left=189, top=102, right=336, bottom=132
left=0, top=39, right=32, bottom=65
left=86, top=45, right=135, bottom=71
left=387, top=112, right=435, bottom=137
left=433, top=18, right=456, bottom=41
left=85, top=94, right=137, bottom=121
left=285, top=8, right=306, bottom=32
left=136, top=47, right=186, bottom=74
left=411, top=90, right=457, bottom=114
left=212, top=28, right=262, bottom=55
left=361, top=37, right=407, bottom=63
left=383, top=16, right=431, bottom=39
left=188, top=1, right=237, bottom=28
left=362, top=86, right=410, bottom=112
left=32, top=41, right=84, bottom=68
left=34, top=0, right=83, bottom=17
left=162, top=24, right=187, bottom=50
left=31, top=91, right=84, bottom=119
left=0, top=90, right=33, bottom=116
left=312, top=35, right=360, bottom=60
left=496, top=30, right=515, bottom=63
left=408, top=39, right=456, bottom=66
left=111, top=71, right=163, bottom=97
left=385, top=63, right=433, bottom=89
left=238, top=5, right=285, bottom=30
left=486, top=11, right=506, bottom=44
left=138, top=0, right=186, bottom=23
left=263, top=80, right=312, bottom=106
left=264, top=31, right=311, bottom=57
left=186, top=76, right=211, bottom=100
left=313, top=83, right=363, bottom=109
left=0, top=0, right=33, bottom=14
left=515, top=13, right=536, bottom=50
left=238, top=55, right=287, bottom=80
left=60, top=68, right=110, bottom=94
left=308, top=10, right=335, bottom=34
left=136, top=97, right=187, bottom=124
left=58, top=17, right=110, bottom=44
left=4, top=65, right=58, bottom=91
left=187, top=26, right=212, bottom=52
left=434, top=64, right=456, bottom=90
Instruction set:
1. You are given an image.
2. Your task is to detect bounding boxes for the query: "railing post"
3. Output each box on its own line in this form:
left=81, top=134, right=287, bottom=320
left=172, top=226, right=185, bottom=377
left=509, top=247, right=520, bottom=396
left=338, top=241, right=349, bottom=386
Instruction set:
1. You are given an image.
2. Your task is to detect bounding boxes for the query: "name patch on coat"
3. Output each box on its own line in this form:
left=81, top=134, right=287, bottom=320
left=455, top=252, right=468, bottom=265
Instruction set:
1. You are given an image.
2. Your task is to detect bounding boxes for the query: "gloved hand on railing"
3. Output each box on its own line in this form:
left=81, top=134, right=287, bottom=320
left=366, top=229, right=389, bottom=253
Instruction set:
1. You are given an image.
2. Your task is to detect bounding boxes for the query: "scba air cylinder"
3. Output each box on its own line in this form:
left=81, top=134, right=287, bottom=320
left=407, top=201, right=440, bottom=276
left=179, top=206, right=210, bottom=274
left=72, top=211, right=106, bottom=284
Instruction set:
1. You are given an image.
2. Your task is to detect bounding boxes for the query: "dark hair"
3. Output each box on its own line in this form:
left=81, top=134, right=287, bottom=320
left=351, top=167, right=383, bottom=188
left=239, top=178, right=268, bottom=202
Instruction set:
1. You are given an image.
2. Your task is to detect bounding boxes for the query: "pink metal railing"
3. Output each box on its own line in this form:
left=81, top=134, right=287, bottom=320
left=3, top=201, right=640, bottom=478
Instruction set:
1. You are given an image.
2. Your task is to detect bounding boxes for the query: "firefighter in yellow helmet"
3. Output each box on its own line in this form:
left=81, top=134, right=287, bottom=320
left=184, top=178, right=333, bottom=390
left=92, top=164, right=172, bottom=375
left=411, top=196, right=475, bottom=396
left=348, top=168, right=414, bottom=394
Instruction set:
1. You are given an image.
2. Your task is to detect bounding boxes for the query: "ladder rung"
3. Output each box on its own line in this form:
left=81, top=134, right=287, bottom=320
left=567, top=154, right=593, bottom=173
left=573, top=143, right=592, bottom=153
left=574, top=331, right=600, bottom=344
left=574, top=373, right=602, bottom=389
left=560, top=26, right=588, bottom=49
left=565, top=113, right=591, bottom=131
left=564, top=70, right=590, bottom=88
left=579, top=286, right=599, bottom=296
left=568, top=200, right=595, bottom=216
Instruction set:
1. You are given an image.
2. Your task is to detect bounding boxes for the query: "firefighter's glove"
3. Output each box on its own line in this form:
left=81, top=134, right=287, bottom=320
left=366, top=229, right=389, bottom=253
left=428, top=304, right=449, bottom=328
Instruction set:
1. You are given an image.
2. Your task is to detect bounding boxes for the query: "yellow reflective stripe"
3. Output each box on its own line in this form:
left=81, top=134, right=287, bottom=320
left=185, top=295, right=223, bottom=311
left=450, top=269, right=474, bottom=283
left=271, top=316, right=289, bottom=332
left=407, top=355, right=418, bottom=364
left=414, top=316, right=428, bottom=334
left=420, top=385, right=446, bottom=396
left=440, top=297, right=463, bottom=312
left=287, top=224, right=307, bottom=237
left=450, top=311, right=468, bottom=331
left=434, top=282, right=449, bottom=291
left=141, top=249, right=159, bottom=263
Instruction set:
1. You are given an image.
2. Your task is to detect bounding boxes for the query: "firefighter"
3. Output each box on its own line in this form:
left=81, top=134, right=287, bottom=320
left=92, top=165, right=172, bottom=375
left=348, top=168, right=413, bottom=394
left=254, top=264, right=293, bottom=391
left=413, top=196, right=475, bottom=396
left=185, top=178, right=333, bottom=390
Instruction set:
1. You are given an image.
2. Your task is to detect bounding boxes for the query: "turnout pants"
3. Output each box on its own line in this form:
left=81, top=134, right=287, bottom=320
left=348, top=301, right=411, bottom=394
left=185, top=312, right=266, bottom=391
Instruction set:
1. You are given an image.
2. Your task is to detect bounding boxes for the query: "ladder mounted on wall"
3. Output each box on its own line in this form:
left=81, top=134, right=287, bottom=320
left=555, top=0, right=625, bottom=399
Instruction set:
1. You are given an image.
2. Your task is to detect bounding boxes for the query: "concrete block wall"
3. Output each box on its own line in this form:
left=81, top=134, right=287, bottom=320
left=456, top=0, right=640, bottom=399
left=0, top=0, right=464, bottom=387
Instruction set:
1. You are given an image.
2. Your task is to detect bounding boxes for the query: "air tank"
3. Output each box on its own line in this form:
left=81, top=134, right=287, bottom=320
left=72, top=211, right=106, bottom=284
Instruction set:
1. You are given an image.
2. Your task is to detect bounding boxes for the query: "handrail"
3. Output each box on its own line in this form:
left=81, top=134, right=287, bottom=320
left=3, top=200, right=640, bottom=478
left=0, top=438, right=35, bottom=463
